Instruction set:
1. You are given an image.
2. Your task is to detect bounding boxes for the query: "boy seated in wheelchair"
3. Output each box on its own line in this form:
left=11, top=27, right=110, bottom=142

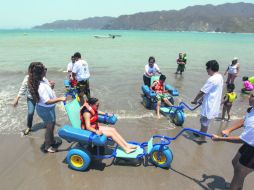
left=150, top=74, right=173, bottom=118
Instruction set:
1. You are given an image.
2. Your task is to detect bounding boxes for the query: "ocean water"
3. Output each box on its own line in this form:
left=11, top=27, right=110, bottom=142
left=0, top=29, right=254, bottom=134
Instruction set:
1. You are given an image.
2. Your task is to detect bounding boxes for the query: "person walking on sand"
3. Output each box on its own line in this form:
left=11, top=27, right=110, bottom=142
left=212, top=90, right=254, bottom=190
left=191, top=60, right=223, bottom=143
left=29, top=62, right=66, bottom=153
left=13, top=63, right=37, bottom=135
left=72, top=52, right=90, bottom=105
left=224, top=57, right=240, bottom=84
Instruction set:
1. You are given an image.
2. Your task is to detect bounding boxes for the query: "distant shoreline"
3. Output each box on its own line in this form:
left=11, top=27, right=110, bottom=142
left=1, top=28, right=254, bottom=35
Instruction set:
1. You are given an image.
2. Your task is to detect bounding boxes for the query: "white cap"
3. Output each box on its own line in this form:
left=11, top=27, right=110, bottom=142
left=233, top=57, right=238, bottom=61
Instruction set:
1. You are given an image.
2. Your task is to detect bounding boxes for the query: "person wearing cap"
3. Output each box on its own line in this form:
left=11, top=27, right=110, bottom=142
left=224, top=57, right=240, bottom=84
left=72, top=52, right=90, bottom=105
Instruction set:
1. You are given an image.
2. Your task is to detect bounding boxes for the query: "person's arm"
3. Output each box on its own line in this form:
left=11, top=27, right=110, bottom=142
left=150, top=81, right=157, bottom=91
left=221, top=119, right=244, bottom=136
left=212, top=135, right=243, bottom=143
left=13, top=76, right=28, bottom=107
left=45, top=97, right=66, bottom=105
left=144, top=65, right=153, bottom=77
left=221, top=94, right=228, bottom=105
left=83, top=112, right=102, bottom=135
left=191, top=91, right=205, bottom=104
left=212, top=119, right=244, bottom=143
left=224, top=67, right=229, bottom=75
left=155, top=64, right=161, bottom=74
left=236, top=64, right=240, bottom=76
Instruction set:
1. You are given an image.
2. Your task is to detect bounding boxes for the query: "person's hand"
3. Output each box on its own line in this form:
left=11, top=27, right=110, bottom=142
left=221, top=129, right=230, bottom=137
left=191, top=100, right=197, bottom=105
left=95, top=130, right=103, bottom=136
left=59, top=97, right=67, bottom=102
left=212, top=134, right=221, bottom=141
left=13, top=98, right=19, bottom=107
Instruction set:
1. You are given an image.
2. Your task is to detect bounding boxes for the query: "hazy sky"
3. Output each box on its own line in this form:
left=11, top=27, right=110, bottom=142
left=1, top=0, right=253, bottom=28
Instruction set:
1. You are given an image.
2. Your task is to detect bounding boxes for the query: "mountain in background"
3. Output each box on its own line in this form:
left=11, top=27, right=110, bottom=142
left=34, top=17, right=115, bottom=29
left=34, top=2, right=254, bottom=33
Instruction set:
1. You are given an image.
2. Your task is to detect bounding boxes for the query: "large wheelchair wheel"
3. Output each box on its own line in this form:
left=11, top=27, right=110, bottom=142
left=150, top=145, right=173, bottom=168
left=66, top=148, right=91, bottom=171
left=173, top=110, right=185, bottom=126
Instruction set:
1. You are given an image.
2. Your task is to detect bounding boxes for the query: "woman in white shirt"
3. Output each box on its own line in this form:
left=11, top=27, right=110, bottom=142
left=143, top=56, right=161, bottom=87
left=224, top=57, right=240, bottom=84
left=212, top=91, right=254, bottom=190
left=29, top=62, right=66, bottom=153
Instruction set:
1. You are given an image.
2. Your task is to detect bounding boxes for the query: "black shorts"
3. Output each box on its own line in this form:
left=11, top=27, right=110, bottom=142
left=238, top=143, right=254, bottom=169
left=77, top=80, right=90, bottom=94
left=143, top=75, right=151, bottom=87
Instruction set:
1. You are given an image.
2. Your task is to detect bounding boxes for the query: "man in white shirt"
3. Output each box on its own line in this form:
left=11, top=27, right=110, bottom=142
left=191, top=60, right=223, bottom=142
left=72, top=52, right=90, bottom=105
left=143, top=56, right=161, bottom=87
left=67, top=56, right=75, bottom=79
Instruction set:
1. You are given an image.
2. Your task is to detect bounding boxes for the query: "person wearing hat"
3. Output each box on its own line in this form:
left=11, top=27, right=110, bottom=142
left=224, top=57, right=240, bottom=84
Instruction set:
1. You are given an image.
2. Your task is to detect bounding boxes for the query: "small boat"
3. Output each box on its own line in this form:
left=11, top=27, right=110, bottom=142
left=93, top=35, right=113, bottom=39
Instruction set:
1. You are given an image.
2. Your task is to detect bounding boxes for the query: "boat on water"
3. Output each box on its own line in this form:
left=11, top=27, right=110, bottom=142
left=93, top=34, right=122, bottom=39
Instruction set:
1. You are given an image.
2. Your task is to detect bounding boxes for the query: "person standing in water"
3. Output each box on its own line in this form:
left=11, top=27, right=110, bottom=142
left=224, top=57, right=240, bottom=84
left=175, top=53, right=186, bottom=75
left=72, top=52, right=91, bottom=105
left=13, top=63, right=37, bottom=135
left=191, top=60, right=223, bottom=142
left=143, top=56, right=161, bottom=87
left=29, top=62, right=66, bottom=153
left=67, top=56, right=75, bottom=80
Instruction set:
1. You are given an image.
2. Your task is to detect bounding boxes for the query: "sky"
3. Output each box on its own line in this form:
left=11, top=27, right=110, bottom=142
left=0, top=0, right=253, bottom=29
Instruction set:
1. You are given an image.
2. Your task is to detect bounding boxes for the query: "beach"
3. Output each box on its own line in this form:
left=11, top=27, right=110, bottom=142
left=0, top=30, right=254, bottom=189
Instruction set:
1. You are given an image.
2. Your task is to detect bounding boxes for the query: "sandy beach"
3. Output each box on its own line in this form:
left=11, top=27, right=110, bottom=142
left=1, top=116, right=253, bottom=190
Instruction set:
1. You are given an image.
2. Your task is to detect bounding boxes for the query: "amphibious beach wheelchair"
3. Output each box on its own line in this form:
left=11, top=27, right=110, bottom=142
left=58, top=98, right=211, bottom=172
left=141, top=76, right=185, bottom=126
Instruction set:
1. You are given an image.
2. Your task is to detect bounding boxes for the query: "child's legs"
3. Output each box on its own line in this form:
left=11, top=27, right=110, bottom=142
left=157, top=100, right=162, bottom=116
left=226, top=104, right=232, bottom=120
left=163, top=97, right=173, bottom=106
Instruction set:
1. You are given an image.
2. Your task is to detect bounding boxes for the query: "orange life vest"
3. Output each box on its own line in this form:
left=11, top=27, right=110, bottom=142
left=152, top=80, right=164, bottom=94
left=80, top=102, right=99, bottom=130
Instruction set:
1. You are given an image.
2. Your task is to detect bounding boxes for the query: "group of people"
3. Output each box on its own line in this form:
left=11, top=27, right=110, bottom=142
left=143, top=56, right=253, bottom=189
left=13, top=53, right=253, bottom=189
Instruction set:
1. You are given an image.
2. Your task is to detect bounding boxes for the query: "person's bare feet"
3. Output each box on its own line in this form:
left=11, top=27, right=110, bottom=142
left=127, top=144, right=138, bottom=149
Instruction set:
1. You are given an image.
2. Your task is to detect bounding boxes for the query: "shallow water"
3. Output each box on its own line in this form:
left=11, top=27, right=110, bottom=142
left=0, top=29, right=254, bottom=189
left=0, top=29, right=253, bottom=133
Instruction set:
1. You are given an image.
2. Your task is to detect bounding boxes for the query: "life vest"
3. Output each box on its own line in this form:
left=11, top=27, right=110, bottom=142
left=152, top=80, right=164, bottom=94
left=225, top=92, right=237, bottom=103
left=80, top=102, right=99, bottom=130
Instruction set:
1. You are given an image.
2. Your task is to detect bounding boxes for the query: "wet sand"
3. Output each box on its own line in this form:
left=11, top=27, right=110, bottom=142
left=1, top=116, right=254, bottom=190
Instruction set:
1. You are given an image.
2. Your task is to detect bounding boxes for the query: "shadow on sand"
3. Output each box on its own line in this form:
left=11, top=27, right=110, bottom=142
left=171, top=167, right=230, bottom=190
